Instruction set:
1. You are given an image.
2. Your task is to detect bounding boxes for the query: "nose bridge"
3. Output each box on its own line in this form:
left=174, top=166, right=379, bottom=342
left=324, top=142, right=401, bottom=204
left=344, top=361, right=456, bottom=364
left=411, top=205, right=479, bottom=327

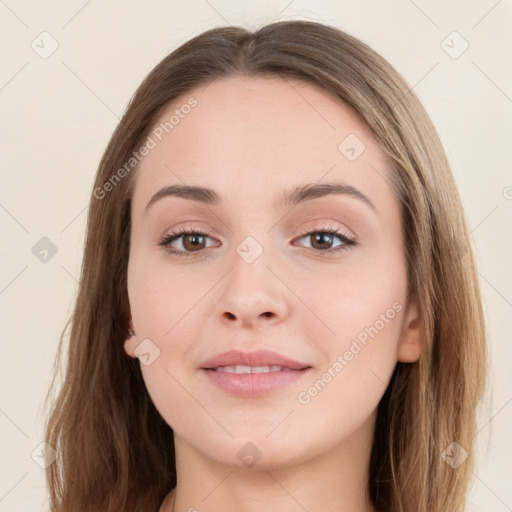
left=213, top=233, right=289, bottom=326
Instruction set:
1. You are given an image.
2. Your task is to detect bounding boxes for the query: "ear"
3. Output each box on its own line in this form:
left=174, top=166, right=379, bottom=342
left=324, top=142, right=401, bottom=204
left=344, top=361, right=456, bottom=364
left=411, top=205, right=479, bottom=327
left=397, top=292, right=422, bottom=363
left=123, top=317, right=138, bottom=358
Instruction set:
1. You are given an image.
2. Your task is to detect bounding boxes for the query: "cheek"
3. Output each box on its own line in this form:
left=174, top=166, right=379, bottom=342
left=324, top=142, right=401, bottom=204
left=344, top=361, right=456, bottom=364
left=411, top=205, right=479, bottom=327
left=127, top=255, right=216, bottom=412
left=296, top=252, right=407, bottom=400
left=301, top=255, right=406, bottom=345
left=128, top=253, right=210, bottom=339
left=292, top=278, right=405, bottom=445
left=127, top=260, right=201, bottom=429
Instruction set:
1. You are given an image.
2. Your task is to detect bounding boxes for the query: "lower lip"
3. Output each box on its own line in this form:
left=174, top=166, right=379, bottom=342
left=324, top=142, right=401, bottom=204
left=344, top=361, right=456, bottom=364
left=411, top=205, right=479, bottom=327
left=202, top=368, right=312, bottom=397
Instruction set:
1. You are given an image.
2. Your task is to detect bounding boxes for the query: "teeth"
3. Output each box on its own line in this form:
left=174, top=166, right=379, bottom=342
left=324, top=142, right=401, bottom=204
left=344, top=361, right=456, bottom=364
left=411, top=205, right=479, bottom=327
left=215, top=365, right=284, bottom=374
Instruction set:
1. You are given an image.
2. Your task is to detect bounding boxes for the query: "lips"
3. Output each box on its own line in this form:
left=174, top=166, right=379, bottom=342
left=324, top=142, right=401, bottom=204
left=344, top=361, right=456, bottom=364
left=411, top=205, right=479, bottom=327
left=199, top=349, right=311, bottom=371
left=200, top=349, right=313, bottom=397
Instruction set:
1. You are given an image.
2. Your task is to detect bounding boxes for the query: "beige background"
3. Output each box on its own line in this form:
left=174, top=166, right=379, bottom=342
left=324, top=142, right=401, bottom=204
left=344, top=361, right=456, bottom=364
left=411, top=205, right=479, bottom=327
left=1, top=1, right=511, bottom=511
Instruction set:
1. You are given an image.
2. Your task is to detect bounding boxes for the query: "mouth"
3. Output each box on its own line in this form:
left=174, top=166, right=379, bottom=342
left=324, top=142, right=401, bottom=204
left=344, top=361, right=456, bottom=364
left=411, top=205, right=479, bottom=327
left=199, top=348, right=311, bottom=371
left=199, top=349, right=313, bottom=397
left=207, top=365, right=306, bottom=373
left=202, top=366, right=312, bottom=398
left=201, top=363, right=312, bottom=397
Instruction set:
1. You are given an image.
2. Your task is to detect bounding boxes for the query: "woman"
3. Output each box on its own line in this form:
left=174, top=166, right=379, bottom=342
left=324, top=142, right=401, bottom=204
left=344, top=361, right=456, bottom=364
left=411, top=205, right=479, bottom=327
left=44, top=20, right=487, bottom=512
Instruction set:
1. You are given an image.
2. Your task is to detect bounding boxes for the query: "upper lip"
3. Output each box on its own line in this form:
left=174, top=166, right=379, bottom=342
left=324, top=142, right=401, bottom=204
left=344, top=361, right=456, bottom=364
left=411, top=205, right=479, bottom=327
left=200, top=349, right=311, bottom=370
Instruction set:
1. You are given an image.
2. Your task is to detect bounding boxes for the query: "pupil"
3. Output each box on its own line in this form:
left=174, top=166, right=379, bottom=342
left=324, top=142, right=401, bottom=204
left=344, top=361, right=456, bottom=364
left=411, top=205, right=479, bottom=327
left=184, top=234, right=204, bottom=251
left=313, top=233, right=332, bottom=249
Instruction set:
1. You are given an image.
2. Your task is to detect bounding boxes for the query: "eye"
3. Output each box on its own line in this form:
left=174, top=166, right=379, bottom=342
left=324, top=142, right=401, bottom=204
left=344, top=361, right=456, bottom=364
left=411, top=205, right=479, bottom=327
left=292, top=226, right=357, bottom=255
left=158, top=227, right=218, bottom=257
left=157, top=225, right=357, bottom=258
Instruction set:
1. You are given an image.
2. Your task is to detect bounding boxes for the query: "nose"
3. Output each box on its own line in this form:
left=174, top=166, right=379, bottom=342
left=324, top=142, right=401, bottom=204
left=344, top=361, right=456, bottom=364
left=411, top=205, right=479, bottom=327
left=214, top=248, right=290, bottom=329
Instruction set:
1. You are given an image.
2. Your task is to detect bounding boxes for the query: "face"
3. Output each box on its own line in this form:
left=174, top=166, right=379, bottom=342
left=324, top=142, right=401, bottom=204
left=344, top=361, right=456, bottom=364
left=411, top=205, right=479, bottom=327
left=125, top=75, right=420, bottom=470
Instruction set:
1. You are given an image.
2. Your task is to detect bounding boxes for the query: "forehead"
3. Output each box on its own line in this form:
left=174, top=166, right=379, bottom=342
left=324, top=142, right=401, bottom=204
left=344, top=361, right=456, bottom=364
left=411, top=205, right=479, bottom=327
left=131, top=75, right=394, bottom=214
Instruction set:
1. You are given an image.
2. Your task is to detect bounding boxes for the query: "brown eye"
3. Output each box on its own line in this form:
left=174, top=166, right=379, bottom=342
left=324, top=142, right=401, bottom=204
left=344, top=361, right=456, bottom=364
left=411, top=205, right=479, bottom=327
left=294, top=227, right=357, bottom=256
left=309, top=232, right=337, bottom=250
left=158, top=229, right=216, bottom=257
left=181, top=233, right=206, bottom=251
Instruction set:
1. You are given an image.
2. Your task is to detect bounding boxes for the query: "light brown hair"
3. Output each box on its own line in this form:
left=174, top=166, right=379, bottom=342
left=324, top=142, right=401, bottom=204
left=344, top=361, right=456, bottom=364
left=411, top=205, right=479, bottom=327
left=44, top=19, right=488, bottom=511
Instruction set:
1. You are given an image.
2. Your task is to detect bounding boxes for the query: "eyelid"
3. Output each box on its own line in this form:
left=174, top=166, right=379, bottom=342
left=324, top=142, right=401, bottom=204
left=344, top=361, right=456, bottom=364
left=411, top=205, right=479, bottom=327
left=294, top=223, right=354, bottom=240
left=157, top=226, right=217, bottom=257
left=292, top=224, right=357, bottom=254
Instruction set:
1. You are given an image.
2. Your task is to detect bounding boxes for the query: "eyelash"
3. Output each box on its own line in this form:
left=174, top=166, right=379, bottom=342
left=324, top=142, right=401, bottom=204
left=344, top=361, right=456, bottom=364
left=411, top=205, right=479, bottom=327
left=157, top=225, right=357, bottom=258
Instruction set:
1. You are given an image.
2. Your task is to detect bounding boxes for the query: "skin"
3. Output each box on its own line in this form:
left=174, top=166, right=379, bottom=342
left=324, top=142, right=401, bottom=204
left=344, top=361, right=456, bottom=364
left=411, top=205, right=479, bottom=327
left=124, top=75, right=421, bottom=512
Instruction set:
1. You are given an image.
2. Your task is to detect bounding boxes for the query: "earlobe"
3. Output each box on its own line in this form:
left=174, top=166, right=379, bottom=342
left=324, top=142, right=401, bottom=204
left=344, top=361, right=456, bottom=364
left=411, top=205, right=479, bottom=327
left=397, top=292, right=422, bottom=363
left=124, top=335, right=138, bottom=358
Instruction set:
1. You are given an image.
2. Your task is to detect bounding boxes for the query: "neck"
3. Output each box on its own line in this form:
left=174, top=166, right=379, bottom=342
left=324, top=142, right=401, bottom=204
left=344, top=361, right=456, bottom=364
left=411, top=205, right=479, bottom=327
left=161, top=412, right=377, bottom=512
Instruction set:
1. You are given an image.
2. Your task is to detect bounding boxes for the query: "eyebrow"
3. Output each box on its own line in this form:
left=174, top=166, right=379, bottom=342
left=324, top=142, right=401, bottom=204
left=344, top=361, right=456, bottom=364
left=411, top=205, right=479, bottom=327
left=145, top=182, right=376, bottom=212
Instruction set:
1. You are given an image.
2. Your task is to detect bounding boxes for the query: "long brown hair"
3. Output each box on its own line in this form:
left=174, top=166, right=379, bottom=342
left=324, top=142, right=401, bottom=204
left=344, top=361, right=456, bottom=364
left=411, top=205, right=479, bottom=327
left=43, top=20, right=488, bottom=511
